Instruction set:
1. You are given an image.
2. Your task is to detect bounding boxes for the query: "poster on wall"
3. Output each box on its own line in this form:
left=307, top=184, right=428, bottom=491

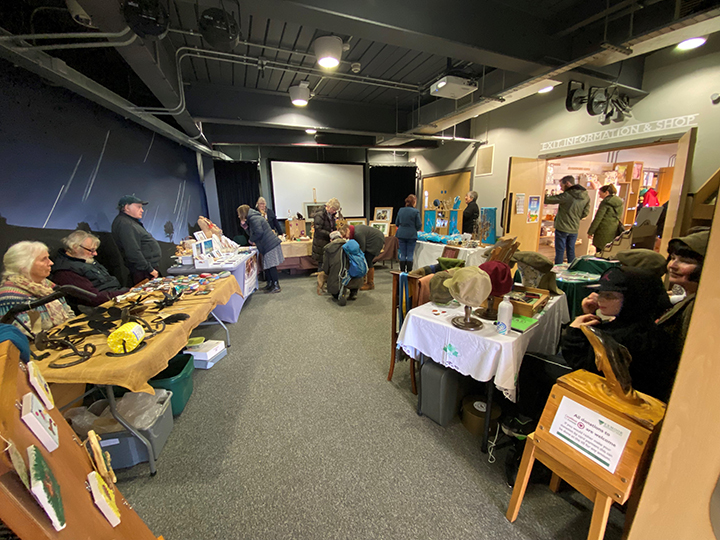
left=527, top=196, right=540, bottom=224
left=244, top=254, right=257, bottom=295
left=515, top=193, right=525, bottom=214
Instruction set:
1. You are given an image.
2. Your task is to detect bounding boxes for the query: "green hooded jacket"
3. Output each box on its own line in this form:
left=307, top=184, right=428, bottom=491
left=587, top=194, right=624, bottom=250
left=544, top=184, right=591, bottom=234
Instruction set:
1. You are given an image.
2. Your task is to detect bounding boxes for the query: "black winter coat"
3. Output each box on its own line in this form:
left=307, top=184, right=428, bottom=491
left=352, top=224, right=385, bottom=258
left=111, top=212, right=162, bottom=274
left=462, top=200, right=479, bottom=234
left=259, top=207, right=284, bottom=236
left=312, top=207, right=336, bottom=263
left=245, top=208, right=281, bottom=255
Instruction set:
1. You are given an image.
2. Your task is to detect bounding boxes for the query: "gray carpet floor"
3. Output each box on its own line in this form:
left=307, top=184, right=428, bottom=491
left=117, top=266, right=626, bottom=539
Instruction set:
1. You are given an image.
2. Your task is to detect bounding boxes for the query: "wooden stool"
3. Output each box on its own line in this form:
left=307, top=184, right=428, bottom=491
left=506, top=370, right=665, bottom=540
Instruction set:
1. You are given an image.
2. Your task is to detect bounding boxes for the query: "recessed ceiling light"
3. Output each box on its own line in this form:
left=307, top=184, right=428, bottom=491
left=537, top=86, right=554, bottom=94
left=305, top=128, right=317, bottom=134
left=677, top=37, right=706, bottom=50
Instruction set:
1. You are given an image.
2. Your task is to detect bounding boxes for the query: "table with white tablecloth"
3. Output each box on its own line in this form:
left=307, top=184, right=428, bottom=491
left=411, top=241, right=491, bottom=270
left=396, top=294, right=570, bottom=451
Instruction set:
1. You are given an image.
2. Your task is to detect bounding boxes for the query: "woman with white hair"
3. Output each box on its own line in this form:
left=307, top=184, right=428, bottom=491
left=312, top=197, right=341, bottom=268
left=256, top=197, right=284, bottom=236
left=0, top=241, right=74, bottom=335
left=51, top=230, right=128, bottom=306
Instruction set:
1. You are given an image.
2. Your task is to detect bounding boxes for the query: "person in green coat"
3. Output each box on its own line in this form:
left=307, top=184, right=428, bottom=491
left=544, top=176, right=590, bottom=264
left=587, top=184, right=624, bottom=253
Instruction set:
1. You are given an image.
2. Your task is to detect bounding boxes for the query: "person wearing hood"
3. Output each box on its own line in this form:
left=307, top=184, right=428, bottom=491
left=587, top=184, right=624, bottom=253
left=338, top=223, right=384, bottom=291
left=544, top=175, right=590, bottom=264
left=657, top=229, right=709, bottom=361
left=237, top=204, right=284, bottom=293
left=51, top=230, right=128, bottom=307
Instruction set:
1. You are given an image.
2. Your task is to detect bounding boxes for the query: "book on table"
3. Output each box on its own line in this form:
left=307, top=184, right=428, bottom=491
left=510, top=315, right=539, bottom=333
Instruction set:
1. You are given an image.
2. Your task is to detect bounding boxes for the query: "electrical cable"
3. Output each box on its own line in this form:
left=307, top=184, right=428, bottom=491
left=487, top=422, right=501, bottom=464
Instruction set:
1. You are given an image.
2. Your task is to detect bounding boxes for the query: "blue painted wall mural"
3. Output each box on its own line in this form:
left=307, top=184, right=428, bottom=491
left=0, top=65, right=207, bottom=243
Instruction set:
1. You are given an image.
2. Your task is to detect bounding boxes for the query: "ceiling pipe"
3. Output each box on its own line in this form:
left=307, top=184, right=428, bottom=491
left=0, top=28, right=132, bottom=41
left=12, top=34, right=137, bottom=51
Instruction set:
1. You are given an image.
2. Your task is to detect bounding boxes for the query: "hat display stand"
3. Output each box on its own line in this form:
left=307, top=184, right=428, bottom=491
left=474, top=297, right=500, bottom=321
left=452, top=304, right=484, bottom=331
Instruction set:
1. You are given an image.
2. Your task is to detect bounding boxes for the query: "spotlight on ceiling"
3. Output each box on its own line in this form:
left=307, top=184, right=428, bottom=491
left=677, top=37, right=706, bottom=50
left=305, top=128, right=317, bottom=134
left=289, top=81, right=310, bottom=107
left=537, top=86, right=554, bottom=94
left=313, top=36, right=343, bottom=69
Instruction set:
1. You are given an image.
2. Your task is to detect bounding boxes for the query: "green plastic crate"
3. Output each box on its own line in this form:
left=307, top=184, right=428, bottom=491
left=149, top=354, right=194, bottom=416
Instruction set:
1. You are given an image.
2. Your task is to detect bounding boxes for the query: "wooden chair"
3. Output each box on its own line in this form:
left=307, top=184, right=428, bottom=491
left=487, top=235, right=519, bottom=265
left=388, top=271, right=422, bottom=394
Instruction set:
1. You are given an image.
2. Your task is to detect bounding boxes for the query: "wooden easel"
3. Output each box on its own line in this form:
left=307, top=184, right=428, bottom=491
left=506, top=370, right=666, bottom=540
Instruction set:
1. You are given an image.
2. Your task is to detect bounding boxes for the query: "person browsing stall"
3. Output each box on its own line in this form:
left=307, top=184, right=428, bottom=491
left=51, top=230, right=128, bottom=307
left=256, top=197, right=284, bottom=236
left=339, top=222, right=384, bottom=291
left=544, top=176, right=590, bottom=264
left=111, top=195, right=162, bottom=285
left=462, top=191, right=480, bottom=235
left=587, top=184, right=624, bottom=253
left=395, top=194, right=422, bottom=273
left=237, top=204, right=285, bottom=293
left=312, top=198, right=341, bottom=269
left=0, top=241, right=74, bottom=336
left=322, top=231, right=363, bottom=302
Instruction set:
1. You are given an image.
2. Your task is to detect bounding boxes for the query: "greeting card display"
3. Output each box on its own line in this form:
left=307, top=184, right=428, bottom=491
left=21, top=392, right=59, bottom=452
left=27, top=361, right=54, bottom=410
left=27, top=445, right=66, bottom=531
left=87, top=471, right=121, bottom=527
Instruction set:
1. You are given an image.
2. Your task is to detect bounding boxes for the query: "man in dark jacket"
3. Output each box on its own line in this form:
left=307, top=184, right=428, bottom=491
left=51, top=230, right=128, bottom=306
left=312, top=198, right=341, bottom=268
left=340, top=223, right=384, bottom=291
left=111, top=195, right=162, bottom=285
left=544, top=176, right=590, bottom=264
left=462, top=191, right=480, bottom=235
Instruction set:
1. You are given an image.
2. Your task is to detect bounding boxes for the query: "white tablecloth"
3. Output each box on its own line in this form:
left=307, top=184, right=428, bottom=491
left=396, top=294, right=570, bottom=401
left=412, top=241, right=491, bottom=270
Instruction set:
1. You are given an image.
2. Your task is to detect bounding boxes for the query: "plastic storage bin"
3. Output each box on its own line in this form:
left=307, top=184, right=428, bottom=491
left=149, top=354, right=194, bottom=415
left=99, top=391, right=174, bottom=470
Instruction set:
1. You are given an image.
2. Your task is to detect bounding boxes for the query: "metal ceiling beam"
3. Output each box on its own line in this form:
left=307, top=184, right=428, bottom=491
left=185, top=83, right=405, bottom=139
left=74, top=0, right=208, bottom=145
left=0, top=31, right=227, bottom=159
left=175, top=0, right=560, bottom=76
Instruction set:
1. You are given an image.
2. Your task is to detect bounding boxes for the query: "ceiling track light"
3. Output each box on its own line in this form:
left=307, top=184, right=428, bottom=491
left=313, top=35, right=343, bottom=69
left=289, top=81, right=311, bottom=107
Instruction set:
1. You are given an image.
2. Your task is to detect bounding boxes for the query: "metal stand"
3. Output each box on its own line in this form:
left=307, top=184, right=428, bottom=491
left=103, top=385, right=157, bottom=476
left=198, top=311, right=231, bottom=347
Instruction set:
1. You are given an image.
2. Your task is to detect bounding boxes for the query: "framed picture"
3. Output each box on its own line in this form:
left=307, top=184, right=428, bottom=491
left=369, top=221, right=389, bottom=236
left=303, top=202, right=326, bottom=221
left=373, top=207, right=393, bottom=223
left=346, top=217, right=367, bottom=227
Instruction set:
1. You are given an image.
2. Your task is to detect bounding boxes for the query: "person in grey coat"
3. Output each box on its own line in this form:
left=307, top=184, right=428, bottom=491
left=111, top=195, right=162, bottom=285
left=238, top=205, right=284, bottom=293
left=340, top=223, right=384, bottom=291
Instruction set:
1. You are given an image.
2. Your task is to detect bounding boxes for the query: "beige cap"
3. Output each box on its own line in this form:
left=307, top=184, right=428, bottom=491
left=443, top=266, right=492, bottom=307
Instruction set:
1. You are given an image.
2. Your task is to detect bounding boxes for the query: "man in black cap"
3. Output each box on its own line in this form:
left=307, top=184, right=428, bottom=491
left=111, top=195, right=162, bottom=285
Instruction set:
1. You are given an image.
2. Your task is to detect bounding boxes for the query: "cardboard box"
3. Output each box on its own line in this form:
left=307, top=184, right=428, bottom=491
left=192, top=348, right=227, bottom=369
left=184, top=339, right=225, bottom=360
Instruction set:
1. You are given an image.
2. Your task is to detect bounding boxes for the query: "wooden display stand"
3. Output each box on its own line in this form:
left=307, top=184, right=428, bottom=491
left=506, top=370, right=665, bottom=540
left=0, top=342, right=162, bottom=540
left=615, top=161, right=644, bottom=227
left=285, top=219, right=306, bottom=240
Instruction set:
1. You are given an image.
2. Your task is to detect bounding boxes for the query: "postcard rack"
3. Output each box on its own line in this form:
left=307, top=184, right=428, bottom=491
left=0, top=341, right=162, bottom=540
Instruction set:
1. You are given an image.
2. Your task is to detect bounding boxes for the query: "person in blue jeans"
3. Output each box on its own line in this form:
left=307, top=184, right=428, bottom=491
left=544, top=176, right=590, bottom=265
left=394, top=194, right=422, bottom=272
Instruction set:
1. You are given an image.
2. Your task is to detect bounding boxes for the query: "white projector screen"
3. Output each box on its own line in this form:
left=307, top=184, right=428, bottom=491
left=270, top=161, right=365, bottom=219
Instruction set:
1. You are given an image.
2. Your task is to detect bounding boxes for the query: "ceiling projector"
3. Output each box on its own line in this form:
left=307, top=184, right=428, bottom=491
left=430, top=76, right=477, bottom=99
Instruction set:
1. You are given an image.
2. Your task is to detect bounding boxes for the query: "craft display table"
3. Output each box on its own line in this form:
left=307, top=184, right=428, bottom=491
left=30, top=276, right=242, bottom=474
left=278, top=239, right=316, bottom=273
left=412, top=241, right=490, bottom=270
left=396, top=294, right=570, bottom=451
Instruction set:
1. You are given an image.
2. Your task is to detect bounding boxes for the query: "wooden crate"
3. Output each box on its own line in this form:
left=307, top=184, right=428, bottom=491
left=507, top=284, right=550, bottom=317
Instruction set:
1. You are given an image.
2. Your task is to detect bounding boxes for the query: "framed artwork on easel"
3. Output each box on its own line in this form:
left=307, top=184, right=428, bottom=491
left=373, top=207, right=393, bottom=222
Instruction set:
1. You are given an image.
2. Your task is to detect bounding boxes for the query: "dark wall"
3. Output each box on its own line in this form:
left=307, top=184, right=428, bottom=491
left=0, top=62, right=207, bottom=243
left=368, top=166, right=418, bottom=222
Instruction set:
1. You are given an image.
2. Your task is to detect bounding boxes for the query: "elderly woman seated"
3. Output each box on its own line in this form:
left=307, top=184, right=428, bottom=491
left=0, top=241, right=75, bottom=335
left=51, top=230, right=128, bottom=307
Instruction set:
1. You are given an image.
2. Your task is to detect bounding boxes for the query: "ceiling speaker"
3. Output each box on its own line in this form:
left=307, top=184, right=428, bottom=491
left=199, top=8, right=241, bottom=52
left=123, top=0, right=169, bottom=39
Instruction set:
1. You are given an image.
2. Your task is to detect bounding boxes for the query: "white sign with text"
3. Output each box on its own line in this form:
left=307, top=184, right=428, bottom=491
left=540, top=114, right=699, bottom=152
left=549, top=396, right=630, bottom=474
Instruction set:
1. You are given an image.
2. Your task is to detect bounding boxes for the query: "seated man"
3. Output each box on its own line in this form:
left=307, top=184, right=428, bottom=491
left=51, top=230, right=128, bottom=307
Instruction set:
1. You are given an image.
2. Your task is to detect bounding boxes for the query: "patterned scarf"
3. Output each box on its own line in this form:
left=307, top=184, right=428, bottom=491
left=4, top=274, right=74, bottom=328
